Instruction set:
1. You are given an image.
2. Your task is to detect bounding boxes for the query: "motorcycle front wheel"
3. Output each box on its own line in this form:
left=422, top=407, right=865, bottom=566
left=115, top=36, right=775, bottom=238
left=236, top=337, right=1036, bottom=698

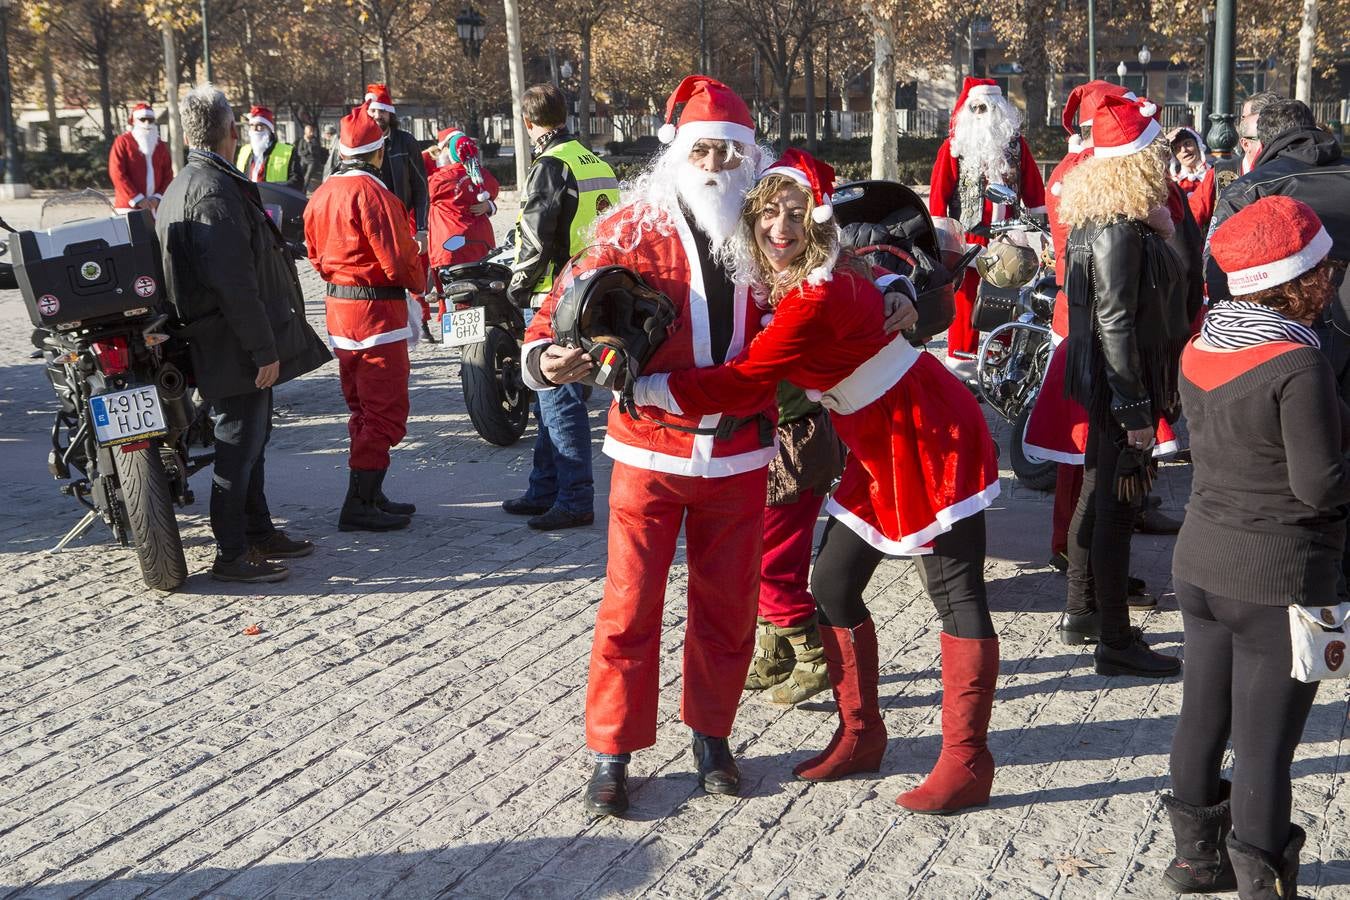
left=461, top=325, right=532, bottom=446
left=113, top=444, right=188, bottom=591
left=1010, top=405, right=1058, bottom=492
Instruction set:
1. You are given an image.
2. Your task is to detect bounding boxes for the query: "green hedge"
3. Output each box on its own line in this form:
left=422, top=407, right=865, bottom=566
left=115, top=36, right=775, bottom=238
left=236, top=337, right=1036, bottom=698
left=26, top=142, right=113, bottom=190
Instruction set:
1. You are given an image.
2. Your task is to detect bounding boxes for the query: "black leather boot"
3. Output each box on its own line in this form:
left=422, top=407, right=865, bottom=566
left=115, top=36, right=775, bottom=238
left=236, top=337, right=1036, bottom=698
left=1161, top=781, right=1237, bottom=894
left=339, top=470, right=411, bottom=532
left=583, top=762, right=629, bottom=818
left=1094, top=631, right=1181, bottom=677
left=374, top=469, right=415, bottom=516
left=692, top=734, right=740, bottom=795
left=1227, top=825, right=1305, bottom=899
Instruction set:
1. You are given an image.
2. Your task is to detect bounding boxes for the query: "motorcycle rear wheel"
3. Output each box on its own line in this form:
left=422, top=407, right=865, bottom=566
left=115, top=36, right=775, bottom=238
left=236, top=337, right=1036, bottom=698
left=1010, top=405, right=1058, bottom=492
left=113, top=444, right=188, bottom=591
left=461, top=325, right=532, bottom=446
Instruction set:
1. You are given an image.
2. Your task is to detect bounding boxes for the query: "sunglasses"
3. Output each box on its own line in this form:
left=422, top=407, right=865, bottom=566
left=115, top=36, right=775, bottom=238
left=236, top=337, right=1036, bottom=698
left=969, top=103, right=989, bottom=114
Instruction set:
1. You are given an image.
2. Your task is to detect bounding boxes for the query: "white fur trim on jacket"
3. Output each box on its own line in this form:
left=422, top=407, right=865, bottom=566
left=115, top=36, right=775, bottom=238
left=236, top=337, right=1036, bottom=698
left=329, top=327, right=412, bottom=351
left=815, top=337, right=920, bottom=415
left=632, top=373, right=682, bottom=414
left=602, top=433, right=778, bottom=478
left=824, top=479, right=1001, bottom=556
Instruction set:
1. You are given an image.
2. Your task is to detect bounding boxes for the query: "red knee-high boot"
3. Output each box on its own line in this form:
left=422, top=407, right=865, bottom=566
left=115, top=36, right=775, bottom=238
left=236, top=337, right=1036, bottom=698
left=793, top=618, right=887, bottom=781
left=896, top=632, right=999, bottom=814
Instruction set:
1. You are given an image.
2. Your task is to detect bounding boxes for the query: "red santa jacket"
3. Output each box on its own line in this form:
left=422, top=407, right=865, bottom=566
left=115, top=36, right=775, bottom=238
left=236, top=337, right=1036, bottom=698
left=109, top=132, right=174, bottom=210
left=928, top=135, right=1047, bottom=242
left=428, top=163, right=500, bottom=267
left=422, top=149, right=439, bottom=179
left=523, top=203, right=778, bottom=479
left=304, top=169, right=426, bottom=350
left=1046, top=145, right=1092, bottom=339
left=1187, top=166, right=1217, bottom=232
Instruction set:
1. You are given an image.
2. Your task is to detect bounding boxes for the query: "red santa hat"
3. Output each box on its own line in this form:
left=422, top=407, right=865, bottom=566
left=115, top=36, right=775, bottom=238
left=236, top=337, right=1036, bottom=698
left=339, top=103, right=386, bottom=156
left=657, top=75, right=755, bottom=146
left=948, top=77, right=1003, bottom=135
left=364, top=83, right=396, bottom=116
left=762, top=147, right=837, bottom=224
left=1210, top=196, right=1332, bottom=295
left=129, top=103, right=156, bottom=124
left=247, top=106, right=275, bottom=133
left=1062, top=80, right=1134, bottom=134
left=437, top=127, right=461, bottom=148
left=1089, top=94, right=1163, bottom=158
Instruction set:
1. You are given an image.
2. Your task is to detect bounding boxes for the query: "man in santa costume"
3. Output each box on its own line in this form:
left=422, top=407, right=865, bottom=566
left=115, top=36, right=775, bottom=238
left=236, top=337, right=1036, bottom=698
left=109, top=103, right=174, bottom=217
left=426, top=129, right=499, bottom=326
left=928, top=77, right=1046, bottom=378
left=305, top=103, right=425, bottom=533
left=235, top=106, right=305, bottom=191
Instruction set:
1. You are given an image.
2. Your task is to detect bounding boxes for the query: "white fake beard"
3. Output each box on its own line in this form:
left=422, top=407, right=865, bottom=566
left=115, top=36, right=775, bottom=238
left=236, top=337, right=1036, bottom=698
left=438, top=150, right=453, bottom=167
left=950, top=102, right=1021, bottom=182
left=249, top=132, right=271, bottom=159
left=133, top=124, right=158, bottom=156
left=675, top=161, right=756, bottom=250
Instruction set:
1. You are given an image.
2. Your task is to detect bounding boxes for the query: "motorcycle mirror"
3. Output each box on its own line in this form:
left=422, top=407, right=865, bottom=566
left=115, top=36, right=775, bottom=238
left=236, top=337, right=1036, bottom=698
left=984, top=184, right=1018, bottom=207
left=443, top=235, right=467, bottom=251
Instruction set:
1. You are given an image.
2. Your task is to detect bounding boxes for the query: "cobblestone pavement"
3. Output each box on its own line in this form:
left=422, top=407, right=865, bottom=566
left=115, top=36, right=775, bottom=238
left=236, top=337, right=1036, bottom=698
left=1, top=197, right=1348, bottom=899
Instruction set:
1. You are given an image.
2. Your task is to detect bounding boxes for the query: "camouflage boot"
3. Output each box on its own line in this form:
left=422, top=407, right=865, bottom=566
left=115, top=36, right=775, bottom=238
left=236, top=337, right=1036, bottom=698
left=769, top=616, right=831, bottom=705
left=745, top=617, right=795, bottom=690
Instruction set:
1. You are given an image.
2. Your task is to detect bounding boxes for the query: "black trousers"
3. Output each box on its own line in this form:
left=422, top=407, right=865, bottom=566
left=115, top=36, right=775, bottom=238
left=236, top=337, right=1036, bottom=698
left=811, top=512, right=994, bottom=639
left=1169, top=580, right=1319, bottom=855
left=210, top=388, right=277, bottom=561
left=1065, top=414, right=1135, bottom=646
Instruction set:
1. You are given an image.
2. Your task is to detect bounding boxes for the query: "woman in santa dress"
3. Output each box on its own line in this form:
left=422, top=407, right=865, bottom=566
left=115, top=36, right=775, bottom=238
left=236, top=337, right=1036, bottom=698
left=635, top=149, right=1002, bottom=815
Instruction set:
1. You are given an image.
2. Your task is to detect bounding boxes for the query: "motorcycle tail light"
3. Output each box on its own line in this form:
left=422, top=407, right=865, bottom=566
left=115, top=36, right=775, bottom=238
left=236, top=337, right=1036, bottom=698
left=92, top=338, right=131, bottom=375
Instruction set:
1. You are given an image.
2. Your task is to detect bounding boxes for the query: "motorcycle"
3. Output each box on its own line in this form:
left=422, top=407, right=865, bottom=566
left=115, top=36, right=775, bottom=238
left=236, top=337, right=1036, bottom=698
left=15, top=191, right=214, bottom=591
left=430, top=233, right=533, bottom=446
left=972, top=184, right=1059, bottom=492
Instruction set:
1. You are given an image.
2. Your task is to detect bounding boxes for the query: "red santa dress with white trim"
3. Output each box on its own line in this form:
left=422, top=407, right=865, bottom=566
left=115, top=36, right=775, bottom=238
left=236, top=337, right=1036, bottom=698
left=665, top=266, right=999, bottom=555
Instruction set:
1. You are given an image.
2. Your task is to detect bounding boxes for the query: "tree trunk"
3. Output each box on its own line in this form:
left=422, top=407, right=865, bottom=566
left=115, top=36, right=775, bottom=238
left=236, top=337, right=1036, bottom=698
left=161, top=24, right=184, bottom=170
left=1295, top=0, right=1318, bottom=103
left=804, top=38, right=817, bottom=152
left=1019, top=5, right=1049, bottom=131
left=777, top=68, right=792, bottom=152
left=97, top=45, right=114, bottom=143
left=822, top=39, right=832, bottom=142
left=242, top=7, right=256, bottom=105
left=41, top=34, right=60, bottom=150
left=377, top=29, right=392, bottom=94
left=503, top=0, right=530, bottom=188
left=870, top=22, right=897, bottom=181
left=578, top=22, right=592, bottom=147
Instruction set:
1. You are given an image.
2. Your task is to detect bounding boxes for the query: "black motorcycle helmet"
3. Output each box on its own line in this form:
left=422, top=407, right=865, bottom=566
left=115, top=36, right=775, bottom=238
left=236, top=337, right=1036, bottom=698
left=552, top=264, right=677, bottom=391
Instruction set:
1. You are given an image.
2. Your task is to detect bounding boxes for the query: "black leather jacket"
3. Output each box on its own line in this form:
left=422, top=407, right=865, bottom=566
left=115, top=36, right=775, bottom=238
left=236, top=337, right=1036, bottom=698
left=323, top=125, right=429, bottom=230
left=508, top=128, right=581, bottom=304
left=1064, top=218, right=1191, bottom=430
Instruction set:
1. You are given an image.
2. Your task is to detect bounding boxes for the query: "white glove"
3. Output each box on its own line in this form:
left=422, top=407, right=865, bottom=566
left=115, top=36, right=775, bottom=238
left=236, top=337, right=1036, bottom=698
left=631, top=373, right=681, bottom=414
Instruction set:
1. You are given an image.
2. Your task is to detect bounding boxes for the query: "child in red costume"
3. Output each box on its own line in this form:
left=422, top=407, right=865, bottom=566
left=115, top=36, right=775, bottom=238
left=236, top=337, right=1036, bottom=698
left=636, top=149, right=1002, bottom=815
left=305, top=103, right=425, bottom=532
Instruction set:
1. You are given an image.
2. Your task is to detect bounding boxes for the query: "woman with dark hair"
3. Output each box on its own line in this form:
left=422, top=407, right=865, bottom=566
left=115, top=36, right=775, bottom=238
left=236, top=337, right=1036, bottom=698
left=1056, top=94, right=1192, bottom=677
left=634, top=148, right=1002, bottom=814
left=1161, top=196, right=1348, bottom=900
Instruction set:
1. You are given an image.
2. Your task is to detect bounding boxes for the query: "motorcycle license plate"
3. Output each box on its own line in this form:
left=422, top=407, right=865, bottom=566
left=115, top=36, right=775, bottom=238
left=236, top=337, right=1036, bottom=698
left=444, top=307, right=486, bottom=347
left=89, top=386, right=167, bottom=446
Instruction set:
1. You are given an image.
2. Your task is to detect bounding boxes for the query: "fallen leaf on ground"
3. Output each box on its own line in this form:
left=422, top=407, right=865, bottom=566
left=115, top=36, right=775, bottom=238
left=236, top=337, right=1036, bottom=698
left=1039, top=855, right=1103, bottom=878
left=242, top=623, right=262, bottom=636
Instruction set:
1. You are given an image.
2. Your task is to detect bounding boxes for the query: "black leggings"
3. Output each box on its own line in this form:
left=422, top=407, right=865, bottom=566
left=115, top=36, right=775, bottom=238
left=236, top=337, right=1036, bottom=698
left=1169, top=580, right=1320, bottom=855
left=1065, top=414, right=1135, bottom=646
left=811, top=512, right=995, bottom=639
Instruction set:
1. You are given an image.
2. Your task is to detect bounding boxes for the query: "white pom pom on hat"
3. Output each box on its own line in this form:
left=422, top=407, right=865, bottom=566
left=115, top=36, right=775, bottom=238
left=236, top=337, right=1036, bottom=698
left=657, top=122, right=677, bottom=144
left=811, top=202, right=833, bottom=224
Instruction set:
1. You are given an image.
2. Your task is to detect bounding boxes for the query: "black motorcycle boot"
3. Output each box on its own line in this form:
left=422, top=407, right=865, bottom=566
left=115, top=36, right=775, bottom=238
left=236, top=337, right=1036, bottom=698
left=1161, top=781, right=1237, bottom=894
left=1227, top=826, right=1305, bottom=900
left=339, top=470, right=411, bottom=532
left=582, top=762, right=629, bottom=818
left=1095, top=631, right=1182, bottom=678
left=373, top=470, right=416, bottom=516
left=692, top=734, right=740, bottom=796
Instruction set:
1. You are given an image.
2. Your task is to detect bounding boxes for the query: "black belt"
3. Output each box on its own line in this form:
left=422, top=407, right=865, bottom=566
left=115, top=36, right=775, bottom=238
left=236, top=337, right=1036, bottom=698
left=326, top=283, right=406, bottom=300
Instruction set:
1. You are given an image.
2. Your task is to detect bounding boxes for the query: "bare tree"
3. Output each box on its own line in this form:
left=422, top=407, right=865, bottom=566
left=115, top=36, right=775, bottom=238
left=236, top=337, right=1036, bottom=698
left=727, top=0, right=828, bottom=150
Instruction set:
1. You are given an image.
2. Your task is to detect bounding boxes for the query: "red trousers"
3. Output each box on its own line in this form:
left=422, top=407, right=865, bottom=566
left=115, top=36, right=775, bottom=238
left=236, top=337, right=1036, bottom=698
left=947, top=267, right=981, bottom=357
left=1052, top=463, right=1084, bottom=556
left=336, top=341, right=410, bottom=470
left=759, top=488, right=827, bottom=627
left=586, top=461, right=767, bottom=754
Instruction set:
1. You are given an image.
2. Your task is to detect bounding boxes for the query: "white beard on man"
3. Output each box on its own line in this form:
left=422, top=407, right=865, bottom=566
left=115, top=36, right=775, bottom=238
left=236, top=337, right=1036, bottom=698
left=132, top=123, right=159, bottom=157
left=949, top=99, right=1022, bottom=183
left=249, top=130, right=272, bottom=162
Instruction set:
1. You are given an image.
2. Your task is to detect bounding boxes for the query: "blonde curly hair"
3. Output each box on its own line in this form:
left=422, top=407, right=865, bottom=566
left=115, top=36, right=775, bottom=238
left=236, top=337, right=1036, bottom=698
left=1059, top=138, right=1171, bottom=228
left=732, top=174, right=867, bottom=305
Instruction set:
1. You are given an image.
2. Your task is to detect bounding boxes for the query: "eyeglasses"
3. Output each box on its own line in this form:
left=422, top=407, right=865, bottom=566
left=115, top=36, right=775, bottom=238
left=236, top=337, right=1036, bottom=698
left=969, top=103, right=988, bottom=114
left=134, top=118, right=155, bottom=124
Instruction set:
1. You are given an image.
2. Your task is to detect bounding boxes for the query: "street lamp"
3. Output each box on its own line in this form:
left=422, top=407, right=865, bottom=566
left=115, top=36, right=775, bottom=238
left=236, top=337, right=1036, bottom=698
left=454, top=6, right=487, bottom=140
left=1137, top=45, right=1151, bottom=67
left=0, top=0, right=28, bottom=197
left=1116, top=60, right=1128, bottom=83
left=455, top=5, right=486, bottom=58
